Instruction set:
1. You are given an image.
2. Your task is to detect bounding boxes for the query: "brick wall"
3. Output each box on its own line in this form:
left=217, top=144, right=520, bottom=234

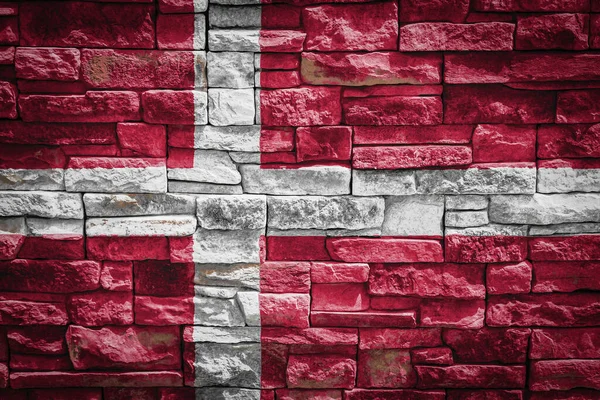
left=1, top=0, right=600, bottom=399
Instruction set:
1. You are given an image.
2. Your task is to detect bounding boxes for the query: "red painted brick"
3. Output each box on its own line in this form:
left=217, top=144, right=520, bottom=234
left=487, top=261, right=532, bottom=294
left=472, top=124, right=536, bottom=163
left=516, top=14, right=588, bottom=50
left=267, top=236, right=330, bottom=261
left=303, top=2, right=398, bottom=51
left=67, top=291, right=133, bottom=326
left=0, top=260, right=100, bottom=293
left=0, top=81, right=16, bottom=119
left=260, top=262, right=311, bottom=293
left=134, top=261, right=194, bottom=297
left=416, top=365, right=526, bottom=389
left=260, top=53, right=299, bottom=70
left=369, top=263, right=485, bottom=299
left=400, top=0, right=469, bottom=22
left=0, top=16, right=17, bottom=45
left=537, top=124, right=600, bottom=158
left=444, top=85, right=555, bottom=124
left=0, top=46, right=14, bottom=64
left=530, top=360, right=600, bottom=391
left=448, top=53, right=600, bottom=84
left=357, top=349, right=416, bottom=388
left=142, top=90, right=197, bottom=124
left=0, top=144, right=66, bottom=169
left=260, top=127, right=295, bottom=152
left=100, top=261, right=132, bottom=292
left=259, top=30, right=306, bottom=53
left=134, top=296, right=194, bottom=325
left=353, top=125, right=472, bottom=145
left=66, top=325, right=180, bottom=371
left=18, top=236, right=84, bottom=260
left=327, top=238, right=444, bottom=263
left=443, top=328, right=530, bottom=363
left=0, top=300, right=68, bottom=325
left=29, top=388, right=102, bottom=400
left=82, top=50, right=194, bottom=89
left=156, top=14, right=195, bottom=50
left=0, top=3, right=17, bottom=16
left=557, top=90, right=600, bottom=123
left=343, top=96, right=443, bottom=126
left=15, top=48, right=80, bottom=81
left=262, top=343, right=288, bottom=389
left=288, top=344, right=356, bottom=357
left=487, top=293, right=600, bottom=327
left=260, top=293, right=310, bottom=328
left=17, top=80, right=87, bottom=94
left=474, top=0, right=589, bottom=12
left=529, top=235, right=600, bottom=261
left=260, top=151, right=296, bottom=164
left=0, top=121, right=116, bottom=145
left=19, top=92, right=140, bottom=123
left=260, top=87, right=342, bottom=127
left=370, top=297, right=422, bottom=311
left=310, top=263, right=369, bottom=283
left=411, top=347, right=453, bottom=365
left=301, top=52, right=441, bottom=86
left=353, top=145, right=471, bottom=169
left=592, top=15, right=600, bottom=48
left=7, top=326, right=67, bottom=355
left=117, top=123, right=166, bottom=158
left=420, top=299, right=485, bottom=329
left=532, top=261, right=600, bottom=292
left=0, top=234, right=23, bottom=260
left=260, top=70, right=301, bottom=89
left=261, top=328, right=358, bottom=346
left=344, top=389, right=445, bottom=400
left=311, top=311, right=416, bottom=328
left=19, top=3, right=155, bottom=48
left=262, top=5, right=301, bottom=29
left=158, top=0, right=196, bottom=13
left=446, top=235, right=528, bottom=263
left=359, top=328, right=441, bottom=350
left=10, top=371, right=182, bottom=389
left=287, top=355, right=356, bottom=389
left=275, top=389, right=342, bottom=400
left=344, top=85, right=443, bottom=98
left=87, top=237, right=170, bottom=261
left=312, top=283, right=369, bottom=312
left=447, top=390, right=523, bottom=400
left=530, top=328, right=600, bottom=359
left=296, top=126, right=352, bottom=162
left=400, top=23, right=514, bottom=51
left=10, top=354, right=71, bottom=371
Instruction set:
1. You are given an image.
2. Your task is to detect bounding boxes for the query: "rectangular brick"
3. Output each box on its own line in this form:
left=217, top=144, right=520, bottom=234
left=82, top=50, right=195, bottom=89
left=446, top=53, right=600, bottom=84
left=343, top=96, right=442, bottom=125
left=19, top=3, right=155, bottom=48
left=400, top=23, right=514, bottom=51
left=444, top=85, right=555, bottom=124
left=19, top=92, right=140, bottom=123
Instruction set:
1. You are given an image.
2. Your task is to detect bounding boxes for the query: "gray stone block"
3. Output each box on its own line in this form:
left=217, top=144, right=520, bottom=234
left=382, top=195, right=444, bottom=236
left=193, top=343, right=260, bottom=387
left=197, top=195, right=266, bottom=230
left=0, top=191, right=83, bottom=219
left=268, top=195, right=384, bottom=230
left=240, top=165, right=351, bottom=195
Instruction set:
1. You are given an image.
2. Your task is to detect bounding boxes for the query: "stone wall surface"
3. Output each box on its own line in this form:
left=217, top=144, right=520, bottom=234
left=0, top=0, right=600, bottom=399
